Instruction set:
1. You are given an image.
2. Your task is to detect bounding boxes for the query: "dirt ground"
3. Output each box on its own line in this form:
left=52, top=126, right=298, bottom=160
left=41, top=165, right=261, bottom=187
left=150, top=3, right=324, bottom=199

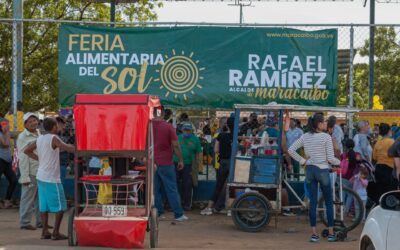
left=0, top=207, right=362, bottom=249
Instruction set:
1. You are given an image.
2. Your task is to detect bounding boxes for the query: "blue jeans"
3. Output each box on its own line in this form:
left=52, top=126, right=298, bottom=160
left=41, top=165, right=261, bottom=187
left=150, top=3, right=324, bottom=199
left=154, top=165, right=183, bottom=219
left=340, top=177, right=353, bottom=213
left=306, top=166, right=334, bottom=227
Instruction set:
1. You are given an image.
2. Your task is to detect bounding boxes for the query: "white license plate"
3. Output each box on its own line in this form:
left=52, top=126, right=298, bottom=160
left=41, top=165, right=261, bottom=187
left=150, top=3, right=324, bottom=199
left=102, top=205, right=127, bottom=217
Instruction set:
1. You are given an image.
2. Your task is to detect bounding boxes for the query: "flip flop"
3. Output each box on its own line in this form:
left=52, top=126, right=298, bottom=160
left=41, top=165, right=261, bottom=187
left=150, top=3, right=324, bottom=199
left=52, top=234, right=68, bottom=241
left=41, top=234, right=52, bottom=240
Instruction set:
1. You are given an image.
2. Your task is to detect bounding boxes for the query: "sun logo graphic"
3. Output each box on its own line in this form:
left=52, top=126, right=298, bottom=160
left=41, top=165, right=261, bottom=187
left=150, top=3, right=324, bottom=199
left=155, top=50, right=205, bottom=100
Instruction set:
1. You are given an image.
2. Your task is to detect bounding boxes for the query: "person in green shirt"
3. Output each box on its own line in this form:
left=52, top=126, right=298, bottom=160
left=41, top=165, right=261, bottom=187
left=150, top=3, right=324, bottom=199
left=174, top=123, right=202, bottom=211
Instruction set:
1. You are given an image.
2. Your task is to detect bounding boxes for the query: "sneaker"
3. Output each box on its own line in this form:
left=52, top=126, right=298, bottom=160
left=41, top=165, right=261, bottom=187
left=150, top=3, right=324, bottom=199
left=200, top=207, right=213, bottom=216
left=227, top=210, right=232, bottom=217
left=3, top=200, right=13, bottom=209
left=283, top=210, right=296, bottom=217
left=175, top=215, right=189, bottom=222
left=215, top=209, right=228, bottom=214
left=327, top=234, right=337, bottom=242
left=309, top=234, right=320, bottom=243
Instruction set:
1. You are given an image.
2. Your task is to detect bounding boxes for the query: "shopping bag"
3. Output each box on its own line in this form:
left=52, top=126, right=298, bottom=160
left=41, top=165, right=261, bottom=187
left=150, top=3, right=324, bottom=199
left=97, top=183, right=112, bottom=204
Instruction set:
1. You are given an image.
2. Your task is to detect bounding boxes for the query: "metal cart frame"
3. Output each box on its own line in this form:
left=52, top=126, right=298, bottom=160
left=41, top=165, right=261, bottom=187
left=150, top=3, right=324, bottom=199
left=68, top=94, right=160, bottom=248
left=227, top=104, right=359, bottom=232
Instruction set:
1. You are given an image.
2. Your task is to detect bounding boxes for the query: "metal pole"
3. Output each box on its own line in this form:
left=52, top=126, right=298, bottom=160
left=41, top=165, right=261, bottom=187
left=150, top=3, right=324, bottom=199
left=12, top=0, right=23, bottom=131
left=368, top=0, right=375, bottom=109
left=110, top=0, right=116, bottom=26
left=239, top=4, right=243, bottom=25
left=349, top=26, right=354, bottom=138
left=172, top=110, right=177, bottom=128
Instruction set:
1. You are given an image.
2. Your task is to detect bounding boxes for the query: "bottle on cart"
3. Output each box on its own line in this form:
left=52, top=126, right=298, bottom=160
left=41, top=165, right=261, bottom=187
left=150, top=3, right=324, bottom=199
left=261, top=131, right=269, bottom=145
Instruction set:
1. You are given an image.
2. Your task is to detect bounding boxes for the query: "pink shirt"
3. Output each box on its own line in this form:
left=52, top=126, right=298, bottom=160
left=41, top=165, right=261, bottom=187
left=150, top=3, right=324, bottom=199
left=152, top=119, right=178, bottom=166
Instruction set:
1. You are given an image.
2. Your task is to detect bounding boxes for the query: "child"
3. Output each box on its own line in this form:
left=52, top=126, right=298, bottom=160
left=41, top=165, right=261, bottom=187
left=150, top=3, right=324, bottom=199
left=350, top=166, right=369, bottom=222
left=24, top=118, right=75, bottom=240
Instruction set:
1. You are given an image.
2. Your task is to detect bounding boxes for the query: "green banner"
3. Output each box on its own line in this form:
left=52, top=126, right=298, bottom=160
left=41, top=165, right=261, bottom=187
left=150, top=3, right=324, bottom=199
left=59, top=25, right=338, bottom=108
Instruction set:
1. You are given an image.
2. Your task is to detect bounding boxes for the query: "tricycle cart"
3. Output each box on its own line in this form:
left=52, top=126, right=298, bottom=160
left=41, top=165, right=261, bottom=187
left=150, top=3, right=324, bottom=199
left=228, top=104, right=363, bottom=237
left=68, top=94, right=161, bottom=248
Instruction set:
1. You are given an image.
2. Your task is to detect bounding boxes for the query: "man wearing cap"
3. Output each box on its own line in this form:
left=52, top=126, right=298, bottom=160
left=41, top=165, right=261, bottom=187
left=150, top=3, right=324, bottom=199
left=174, top=123, right=202, bottom=211
left=17, top=112, right=42, bottom=230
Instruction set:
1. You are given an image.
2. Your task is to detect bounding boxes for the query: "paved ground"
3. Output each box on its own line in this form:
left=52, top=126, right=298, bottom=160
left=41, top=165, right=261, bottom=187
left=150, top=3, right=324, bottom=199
left=0, top=207, right=362, bottom=249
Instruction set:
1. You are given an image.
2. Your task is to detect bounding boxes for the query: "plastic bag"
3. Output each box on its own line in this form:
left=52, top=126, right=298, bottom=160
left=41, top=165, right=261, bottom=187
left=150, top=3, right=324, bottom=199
left=97, top=158, right=112, bottom=204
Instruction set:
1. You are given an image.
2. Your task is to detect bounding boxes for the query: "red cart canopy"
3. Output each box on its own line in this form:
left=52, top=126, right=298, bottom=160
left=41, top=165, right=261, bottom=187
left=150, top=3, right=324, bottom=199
left=73, top=94, right=160, bottom=154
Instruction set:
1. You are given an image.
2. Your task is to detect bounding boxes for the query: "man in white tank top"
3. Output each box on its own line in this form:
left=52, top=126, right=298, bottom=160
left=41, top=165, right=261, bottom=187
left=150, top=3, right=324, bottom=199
left=24, top=117, right=75, bottom=240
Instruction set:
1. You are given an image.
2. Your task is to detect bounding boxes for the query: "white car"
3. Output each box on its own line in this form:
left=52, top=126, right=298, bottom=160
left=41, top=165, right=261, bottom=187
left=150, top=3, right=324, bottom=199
left=360, top=190, right=400, bottom=250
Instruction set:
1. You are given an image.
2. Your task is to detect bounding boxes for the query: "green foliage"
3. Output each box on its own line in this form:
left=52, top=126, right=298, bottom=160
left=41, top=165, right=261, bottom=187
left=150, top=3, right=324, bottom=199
left=0, top=0, right=161, bottom=114
left=357, top=27, right=400, bottom=109
left=337, top=27, right=400, bottom=110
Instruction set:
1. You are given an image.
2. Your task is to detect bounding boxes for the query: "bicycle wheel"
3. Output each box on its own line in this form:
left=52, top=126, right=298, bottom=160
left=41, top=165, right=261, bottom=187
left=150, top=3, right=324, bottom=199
left=231, top=192, right=272, bottom=232
left=318, top=186, right=364, bottom=232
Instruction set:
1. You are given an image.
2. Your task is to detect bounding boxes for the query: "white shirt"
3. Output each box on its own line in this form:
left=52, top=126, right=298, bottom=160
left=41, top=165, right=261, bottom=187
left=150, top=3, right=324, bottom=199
left=36, top=134, right=61, bottom=183
left=17, top=129, right=40, bottom=183
left=288, top=132, right=340, bottom=169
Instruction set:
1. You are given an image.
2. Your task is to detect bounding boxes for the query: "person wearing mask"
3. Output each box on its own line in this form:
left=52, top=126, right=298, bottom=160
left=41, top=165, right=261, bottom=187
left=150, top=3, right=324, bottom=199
left=176, top=113, right=190, bottom=135
left=153, top=106, right=188, bottom=222
left=24, top=117, right=75, bottom=240
left=372, top=123, right=395, bottom=204
left=201, top=117, right=234, bottom=215
left=174, top=123, right=202, bottom=211
left=286, top=118, right=304, bottom=179
left=17, top=113, right=42, bottom=230
left=289, top=113, right=340, bottom=243
left=354, top=121, right=373, bottom=163
left=0, top=118, right=17, bottom=208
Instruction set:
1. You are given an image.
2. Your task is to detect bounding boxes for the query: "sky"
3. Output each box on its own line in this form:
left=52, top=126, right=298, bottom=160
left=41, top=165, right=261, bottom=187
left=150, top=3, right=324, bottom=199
left=155, top=1, right=400, bottom=24
left=154, top=1, right=400, bottom=63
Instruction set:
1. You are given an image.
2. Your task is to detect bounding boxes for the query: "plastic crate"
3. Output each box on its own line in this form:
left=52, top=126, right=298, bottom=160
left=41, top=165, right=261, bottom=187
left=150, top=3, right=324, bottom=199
left=249, top=156, right=280, bottom=185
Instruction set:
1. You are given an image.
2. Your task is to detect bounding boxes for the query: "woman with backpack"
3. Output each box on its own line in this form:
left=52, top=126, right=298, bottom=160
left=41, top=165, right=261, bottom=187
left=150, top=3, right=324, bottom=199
left=289, top=113, right=341, bottom=243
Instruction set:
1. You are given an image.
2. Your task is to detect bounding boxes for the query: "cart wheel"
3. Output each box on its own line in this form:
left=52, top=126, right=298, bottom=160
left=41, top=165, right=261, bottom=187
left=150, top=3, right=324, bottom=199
left=336, top=231, right=347, bottom=241
left=150, top=207, right=159, bottom=248
left=321, top=229, right=329, bottom=238
left=68, top=208, right=78, bottom=246
left=231, top=192, right=272, bottom=233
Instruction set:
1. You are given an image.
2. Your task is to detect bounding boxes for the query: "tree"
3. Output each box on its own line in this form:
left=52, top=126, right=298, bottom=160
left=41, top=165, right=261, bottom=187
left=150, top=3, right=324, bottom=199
left=357, top=27, right=400, bottom=109
left=0, top=0, right=161, bottom=114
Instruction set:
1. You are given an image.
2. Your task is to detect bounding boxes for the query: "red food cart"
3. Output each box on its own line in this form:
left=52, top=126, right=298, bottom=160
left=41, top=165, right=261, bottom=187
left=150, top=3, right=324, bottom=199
left=68, top=94, right=160, bottom=248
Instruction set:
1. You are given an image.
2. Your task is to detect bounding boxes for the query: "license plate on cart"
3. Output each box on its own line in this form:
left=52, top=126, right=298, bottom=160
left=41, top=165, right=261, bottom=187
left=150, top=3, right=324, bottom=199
left=102, top=205, right=128, bottom=217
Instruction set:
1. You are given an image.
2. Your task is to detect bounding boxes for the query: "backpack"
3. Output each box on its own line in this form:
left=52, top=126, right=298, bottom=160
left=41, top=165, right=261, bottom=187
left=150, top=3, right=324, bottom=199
left=339, top=153, right=349, bottom=176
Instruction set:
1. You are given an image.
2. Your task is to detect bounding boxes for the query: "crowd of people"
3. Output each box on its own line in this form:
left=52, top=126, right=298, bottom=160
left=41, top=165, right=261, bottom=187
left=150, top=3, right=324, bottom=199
left=0, top=110, right=75, bottom=240
left=1, top=106, right=400, bottom=243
